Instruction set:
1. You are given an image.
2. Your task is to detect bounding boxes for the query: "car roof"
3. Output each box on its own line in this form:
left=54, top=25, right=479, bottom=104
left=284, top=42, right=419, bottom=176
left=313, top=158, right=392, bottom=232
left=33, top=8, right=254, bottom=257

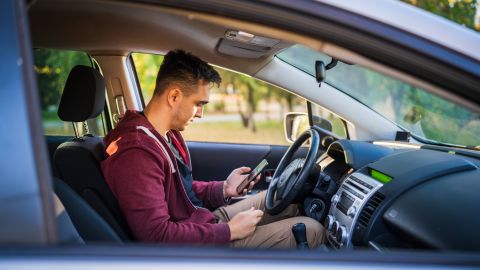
left=28, top=0, right=293, bottom=76
left=322, top=0, right=480, bottom=61
left=28, top=0, right=480, bottom=111
left=29, top=0, right=480, bottom=67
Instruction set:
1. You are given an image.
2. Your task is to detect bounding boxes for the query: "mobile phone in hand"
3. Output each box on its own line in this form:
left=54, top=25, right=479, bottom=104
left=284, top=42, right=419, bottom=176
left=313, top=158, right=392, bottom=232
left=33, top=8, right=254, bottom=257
left=236, top=159, right=269, bottom=194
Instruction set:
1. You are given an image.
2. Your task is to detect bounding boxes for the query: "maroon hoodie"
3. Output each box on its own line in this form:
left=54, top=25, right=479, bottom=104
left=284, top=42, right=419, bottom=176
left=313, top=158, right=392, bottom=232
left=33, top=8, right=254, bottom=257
left=101, top=110, right=230, bottom=244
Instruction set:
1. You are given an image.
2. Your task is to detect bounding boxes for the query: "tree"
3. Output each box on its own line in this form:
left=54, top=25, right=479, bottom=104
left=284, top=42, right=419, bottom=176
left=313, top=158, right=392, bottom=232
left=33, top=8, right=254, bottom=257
left=214, top=67, right=304, bottom=133
left=215, top=69, right=265, bottom=132
left=34, top=49, right=91, bottom=111
left=131, top=53, right=165, bottom=103
left=404, top=0, right=479, bottom=32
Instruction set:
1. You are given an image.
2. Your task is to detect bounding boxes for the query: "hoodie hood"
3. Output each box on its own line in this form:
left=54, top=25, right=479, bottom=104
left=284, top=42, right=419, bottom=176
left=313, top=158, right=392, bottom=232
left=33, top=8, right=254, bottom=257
left=104, top=110, right=153, bottom=147
left=103, top=110, right=186, bottom=175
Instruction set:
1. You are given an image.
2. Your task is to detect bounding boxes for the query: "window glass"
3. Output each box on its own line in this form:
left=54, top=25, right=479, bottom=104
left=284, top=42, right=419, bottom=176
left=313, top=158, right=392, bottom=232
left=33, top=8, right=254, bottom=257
left=34, top=48, right=106, bottom=136
left=277, top=45, right=480, bottom=148
left=311, top=104, right=347, bottom=138
left=132, top=52, right=308, bottom=145
left=131, top=53, right=165, bottom=105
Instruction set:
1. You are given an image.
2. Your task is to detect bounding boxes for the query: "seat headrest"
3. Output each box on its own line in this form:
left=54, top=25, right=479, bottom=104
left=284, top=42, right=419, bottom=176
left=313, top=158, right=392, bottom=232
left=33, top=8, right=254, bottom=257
left=58, top=65, right=106, bottom=122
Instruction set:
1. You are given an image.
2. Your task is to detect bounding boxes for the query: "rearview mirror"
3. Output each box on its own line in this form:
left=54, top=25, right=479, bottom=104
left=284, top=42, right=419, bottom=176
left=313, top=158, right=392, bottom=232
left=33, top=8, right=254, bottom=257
left=284, top=113, right=333, bottom=143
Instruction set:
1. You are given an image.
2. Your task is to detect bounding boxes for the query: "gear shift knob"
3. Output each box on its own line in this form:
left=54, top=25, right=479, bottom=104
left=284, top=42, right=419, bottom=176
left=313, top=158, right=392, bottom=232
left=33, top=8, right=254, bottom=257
left=292, top=223, right=309, bottom=249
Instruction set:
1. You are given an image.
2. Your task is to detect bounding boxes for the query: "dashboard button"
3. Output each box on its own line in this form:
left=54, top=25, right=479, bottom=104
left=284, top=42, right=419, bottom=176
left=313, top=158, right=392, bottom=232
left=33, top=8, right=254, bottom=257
left=325, top=215, right=335, bottom=231
left=332, top=221, right=340, bottom=235
left=347, top=206, right=357, bottom=217
left=331, top=194, right=340, bottom=204
left=336, top=226, right=348, bottom=244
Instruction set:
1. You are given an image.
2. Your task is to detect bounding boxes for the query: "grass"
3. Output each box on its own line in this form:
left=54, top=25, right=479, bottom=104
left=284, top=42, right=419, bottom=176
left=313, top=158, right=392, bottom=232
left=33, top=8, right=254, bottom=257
left=183, top=120, right=289, bottom=145
left=42, top=115, right=289, bottom=145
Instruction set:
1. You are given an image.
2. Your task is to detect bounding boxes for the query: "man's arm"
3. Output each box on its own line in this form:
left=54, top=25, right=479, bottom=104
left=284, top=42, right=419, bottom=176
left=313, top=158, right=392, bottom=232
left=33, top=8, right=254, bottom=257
left=192, top=180, right=226, bottom=209
left=105, top=147, right=230, bottom=244
left=192, top=167, right=260, bottom=209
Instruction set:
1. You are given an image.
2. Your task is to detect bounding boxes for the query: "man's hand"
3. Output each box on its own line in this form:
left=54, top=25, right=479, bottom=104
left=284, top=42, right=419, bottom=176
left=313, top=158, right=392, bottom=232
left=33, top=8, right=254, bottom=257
left=224, top=167, right=261, bottom=198
left=228, top=207, right=264, bottom=240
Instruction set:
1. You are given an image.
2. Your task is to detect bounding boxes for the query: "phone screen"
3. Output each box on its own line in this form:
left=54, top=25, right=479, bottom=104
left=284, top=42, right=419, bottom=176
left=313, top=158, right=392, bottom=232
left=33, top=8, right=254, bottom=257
left=236, top=159, right=269, bottom=194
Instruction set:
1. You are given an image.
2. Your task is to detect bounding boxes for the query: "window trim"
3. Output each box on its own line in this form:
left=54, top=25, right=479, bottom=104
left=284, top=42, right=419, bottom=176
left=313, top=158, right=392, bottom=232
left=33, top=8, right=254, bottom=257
left=126, top=53, right=147, bottom=110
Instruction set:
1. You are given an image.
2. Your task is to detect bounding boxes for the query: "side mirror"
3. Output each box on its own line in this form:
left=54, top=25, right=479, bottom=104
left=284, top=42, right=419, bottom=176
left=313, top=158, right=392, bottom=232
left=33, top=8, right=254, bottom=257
left=284, top=113, right=333, bottom=143
left=284, top=113, right=309, bottom=143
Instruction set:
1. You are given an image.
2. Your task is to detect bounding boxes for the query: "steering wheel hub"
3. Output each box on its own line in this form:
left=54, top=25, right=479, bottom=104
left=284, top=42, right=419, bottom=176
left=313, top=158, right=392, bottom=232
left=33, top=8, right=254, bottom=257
left=265, top=129, right=320, bottom=215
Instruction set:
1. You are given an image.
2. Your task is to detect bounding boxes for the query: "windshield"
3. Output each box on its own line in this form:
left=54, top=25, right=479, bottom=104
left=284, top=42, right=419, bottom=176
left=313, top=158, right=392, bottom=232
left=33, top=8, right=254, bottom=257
left=277, top=45, right=480, bottom=148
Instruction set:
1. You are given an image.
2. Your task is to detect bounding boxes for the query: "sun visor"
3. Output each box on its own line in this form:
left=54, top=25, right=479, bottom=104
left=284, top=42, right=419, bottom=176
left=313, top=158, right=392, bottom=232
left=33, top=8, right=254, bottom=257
left=216, top=30, right=280, bottom=59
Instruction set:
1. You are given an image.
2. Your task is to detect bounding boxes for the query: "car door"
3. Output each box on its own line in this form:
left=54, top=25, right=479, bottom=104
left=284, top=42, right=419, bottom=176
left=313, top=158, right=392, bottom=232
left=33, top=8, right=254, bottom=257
left=0, top=0, right=55, bottom=244
left=187, top=141, right=303, bottom=190
left=5, top=0, right=480, bottom=269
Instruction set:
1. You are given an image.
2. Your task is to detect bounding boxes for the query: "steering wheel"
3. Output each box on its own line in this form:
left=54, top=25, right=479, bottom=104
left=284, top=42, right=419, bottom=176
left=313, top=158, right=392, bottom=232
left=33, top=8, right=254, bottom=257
left=265, top=129, right=320, bottom=215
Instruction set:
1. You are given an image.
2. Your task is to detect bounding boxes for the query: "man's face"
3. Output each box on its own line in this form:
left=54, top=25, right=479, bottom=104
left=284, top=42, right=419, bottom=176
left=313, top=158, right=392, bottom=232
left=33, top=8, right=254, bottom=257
left=171, top=81, right=210, bottom=131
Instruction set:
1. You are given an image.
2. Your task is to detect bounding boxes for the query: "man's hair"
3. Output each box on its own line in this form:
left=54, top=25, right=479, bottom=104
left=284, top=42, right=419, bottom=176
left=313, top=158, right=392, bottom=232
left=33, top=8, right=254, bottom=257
left=153, top=49, right=221, bottom=97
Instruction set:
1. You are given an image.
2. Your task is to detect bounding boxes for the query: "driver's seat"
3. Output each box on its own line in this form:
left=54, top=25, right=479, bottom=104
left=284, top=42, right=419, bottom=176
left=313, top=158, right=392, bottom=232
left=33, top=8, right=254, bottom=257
left=53, top=65, right=132, bottom=241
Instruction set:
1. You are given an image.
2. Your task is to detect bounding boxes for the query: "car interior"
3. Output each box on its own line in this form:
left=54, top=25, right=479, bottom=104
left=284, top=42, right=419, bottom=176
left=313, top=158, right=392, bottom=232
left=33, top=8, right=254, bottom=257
left=25, top=0, right=480, bottom=253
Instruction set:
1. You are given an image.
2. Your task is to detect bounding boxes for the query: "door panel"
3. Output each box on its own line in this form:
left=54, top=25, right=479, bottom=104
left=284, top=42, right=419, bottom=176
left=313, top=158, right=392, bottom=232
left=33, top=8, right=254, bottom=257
left=48, top=136, right=325, bottom=192
left=0, top=0, right=55, bottom=243
left=188, top=141, right=312, bottom=191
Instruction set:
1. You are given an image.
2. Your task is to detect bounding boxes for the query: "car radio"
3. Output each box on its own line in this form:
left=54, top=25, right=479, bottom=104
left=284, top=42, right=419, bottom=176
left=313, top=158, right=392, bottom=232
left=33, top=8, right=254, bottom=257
left=325, top=172, right=383, bottom=249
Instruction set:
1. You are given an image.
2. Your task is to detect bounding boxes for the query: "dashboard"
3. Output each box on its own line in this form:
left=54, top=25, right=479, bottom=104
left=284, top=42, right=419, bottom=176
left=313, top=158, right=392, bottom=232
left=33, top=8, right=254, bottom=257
left=307, top=140, right=480, bottom=252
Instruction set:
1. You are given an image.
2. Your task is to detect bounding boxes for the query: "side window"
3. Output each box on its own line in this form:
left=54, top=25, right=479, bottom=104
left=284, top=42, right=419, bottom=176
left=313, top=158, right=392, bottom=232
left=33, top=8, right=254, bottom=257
left=34, top=48, right=106, bottom=136
left=287, top=104, right=348, bottom=142
left=311, top=103, right=348, bottom=138
left=132, top=52, right=306, bottom=145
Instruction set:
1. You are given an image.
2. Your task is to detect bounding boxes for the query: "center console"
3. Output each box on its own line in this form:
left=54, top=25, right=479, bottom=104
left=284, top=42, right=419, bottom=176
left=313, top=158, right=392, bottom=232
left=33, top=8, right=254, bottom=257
left=324, top=172, right=383, bottom=249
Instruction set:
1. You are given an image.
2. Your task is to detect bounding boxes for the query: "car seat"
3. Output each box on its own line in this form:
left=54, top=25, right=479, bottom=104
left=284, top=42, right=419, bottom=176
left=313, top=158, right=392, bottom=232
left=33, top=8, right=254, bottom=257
left=53, top=65, right=132, bottom=241
left=53, top=177, right=121, bottom=243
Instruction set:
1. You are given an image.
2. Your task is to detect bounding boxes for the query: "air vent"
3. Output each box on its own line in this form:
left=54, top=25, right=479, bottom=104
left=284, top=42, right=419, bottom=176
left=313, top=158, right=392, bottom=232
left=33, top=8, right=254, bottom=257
left=358, top=192, right=385, bottom=228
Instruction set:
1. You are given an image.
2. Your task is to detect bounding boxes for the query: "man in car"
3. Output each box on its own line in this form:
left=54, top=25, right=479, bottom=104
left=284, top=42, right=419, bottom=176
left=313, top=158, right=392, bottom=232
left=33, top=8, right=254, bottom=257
left=101, top=49, right=323, bottom=248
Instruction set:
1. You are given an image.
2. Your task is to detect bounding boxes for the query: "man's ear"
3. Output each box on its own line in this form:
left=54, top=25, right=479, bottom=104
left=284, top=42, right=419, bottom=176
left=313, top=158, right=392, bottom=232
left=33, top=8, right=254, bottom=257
left=167, top=88, right=182, bottom=107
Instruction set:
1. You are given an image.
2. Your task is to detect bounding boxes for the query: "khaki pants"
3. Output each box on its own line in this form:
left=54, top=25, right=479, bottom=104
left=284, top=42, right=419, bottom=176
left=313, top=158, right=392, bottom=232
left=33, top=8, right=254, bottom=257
left=213, top=191, right=324, bottom=248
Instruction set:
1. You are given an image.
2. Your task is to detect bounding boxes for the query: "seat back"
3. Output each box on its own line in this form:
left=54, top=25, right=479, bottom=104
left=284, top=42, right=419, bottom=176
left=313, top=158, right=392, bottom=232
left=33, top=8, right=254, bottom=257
left=53, top=177, right=121, bottom=243
left=53, top=186, right=84, bottom=244
left=54, top=65, right=132, bottom=241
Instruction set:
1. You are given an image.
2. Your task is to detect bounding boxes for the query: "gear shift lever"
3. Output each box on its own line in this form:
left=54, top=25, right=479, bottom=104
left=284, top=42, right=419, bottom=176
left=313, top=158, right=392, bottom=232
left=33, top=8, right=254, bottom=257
left=292, top=223, right=309, bottom=249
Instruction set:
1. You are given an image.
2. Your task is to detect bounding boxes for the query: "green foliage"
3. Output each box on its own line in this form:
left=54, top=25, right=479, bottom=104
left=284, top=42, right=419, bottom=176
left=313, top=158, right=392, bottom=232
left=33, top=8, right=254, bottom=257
left=279, top=43, right=480, bottom=147
left=132, top=52, right=303, bottom=113
left=297, top=48, right=480, bottom=147
left=132, top=52, right=305, bottom=134
left=403, top=0, right=479, bottom=31
left=131, top=53, right=164, bottom=104
left=34, top=49, right=91, bottom=110
left=34, top=49, right=107, bottom=136
left=357, top=1, right=480, bottom=145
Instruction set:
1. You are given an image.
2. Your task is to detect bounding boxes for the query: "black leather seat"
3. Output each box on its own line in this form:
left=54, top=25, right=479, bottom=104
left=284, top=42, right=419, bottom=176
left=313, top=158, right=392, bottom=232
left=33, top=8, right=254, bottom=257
left=53, top=65, right=132, bottom=241
left=53, top=177, right=121, bottom=243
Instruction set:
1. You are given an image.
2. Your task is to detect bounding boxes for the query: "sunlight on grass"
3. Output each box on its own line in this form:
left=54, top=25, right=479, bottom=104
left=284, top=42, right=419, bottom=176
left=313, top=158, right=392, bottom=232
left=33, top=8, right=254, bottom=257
left=183, top=120, right=288, bottom=145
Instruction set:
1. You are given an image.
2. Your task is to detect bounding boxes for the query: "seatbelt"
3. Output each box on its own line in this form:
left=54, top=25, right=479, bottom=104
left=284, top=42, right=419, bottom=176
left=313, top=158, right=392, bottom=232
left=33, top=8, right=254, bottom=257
left=170, top=135, right=189, bottom=167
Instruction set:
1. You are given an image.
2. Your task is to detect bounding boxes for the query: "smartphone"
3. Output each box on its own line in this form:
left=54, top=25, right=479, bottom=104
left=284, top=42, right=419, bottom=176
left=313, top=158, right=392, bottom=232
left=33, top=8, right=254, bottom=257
left=236, top=159, right=269, bottom=194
